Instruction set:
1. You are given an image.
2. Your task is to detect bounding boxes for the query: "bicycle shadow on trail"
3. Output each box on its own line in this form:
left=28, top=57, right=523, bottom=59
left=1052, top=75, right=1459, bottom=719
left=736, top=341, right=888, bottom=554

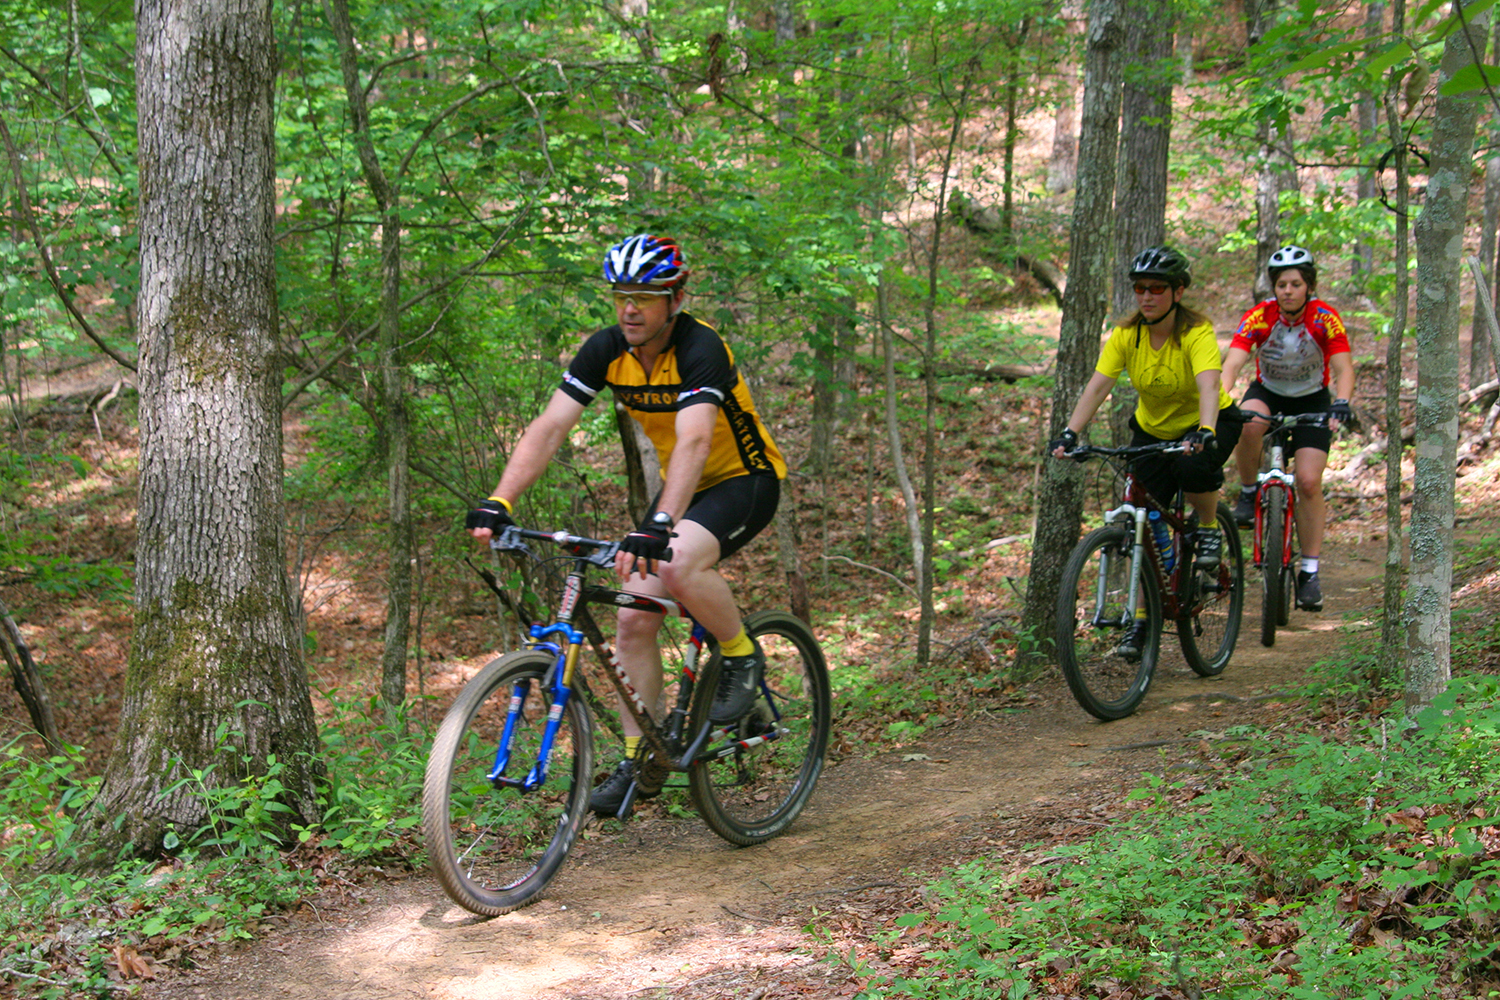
left=138, top=537, right=1387, bottom=1000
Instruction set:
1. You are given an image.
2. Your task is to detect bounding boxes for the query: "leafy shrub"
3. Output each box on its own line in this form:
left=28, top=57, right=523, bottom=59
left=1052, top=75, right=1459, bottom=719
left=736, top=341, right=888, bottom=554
left=854, top=676, right=1500, bottom=999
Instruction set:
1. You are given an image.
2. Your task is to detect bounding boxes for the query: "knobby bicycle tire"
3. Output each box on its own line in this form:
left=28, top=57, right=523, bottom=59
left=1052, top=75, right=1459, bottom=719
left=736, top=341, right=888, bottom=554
left=1178, top=502, right=1245, bottom=677
left=1260, top=489, right=1287, bottom=647
left=1056, top=524, right=1161, bottom=721
left=688, top=610, right=831, bottom=846
left=423, top=651, right=593, bottom=916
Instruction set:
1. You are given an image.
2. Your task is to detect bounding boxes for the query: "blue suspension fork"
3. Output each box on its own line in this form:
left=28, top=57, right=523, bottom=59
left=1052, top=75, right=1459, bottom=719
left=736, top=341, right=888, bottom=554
left=487, top=623, right=585, bottom=792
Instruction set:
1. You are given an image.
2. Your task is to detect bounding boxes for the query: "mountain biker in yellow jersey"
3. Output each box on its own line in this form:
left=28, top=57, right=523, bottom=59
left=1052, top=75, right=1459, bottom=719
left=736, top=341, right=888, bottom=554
left=465, top=235, right=788, bottom=817
left=1049, top=245, right=1243, bottom=660
left=1221, top=245, right=1353, bottom=613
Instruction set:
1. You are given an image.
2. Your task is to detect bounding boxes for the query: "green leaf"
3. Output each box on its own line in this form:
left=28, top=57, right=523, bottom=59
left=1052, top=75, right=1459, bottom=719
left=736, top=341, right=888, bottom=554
left=1439, top=62, right=1500, bottom=96
left=1365, top=41, right=1414, bottom=81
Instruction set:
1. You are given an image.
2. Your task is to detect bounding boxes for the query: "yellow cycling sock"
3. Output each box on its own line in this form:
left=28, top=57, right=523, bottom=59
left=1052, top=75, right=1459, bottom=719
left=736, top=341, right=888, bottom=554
left=1201, top=516, right=1218, bottom=530
left=720, top=629, right=754, bottom=658
left=623, top=736, right=641, bottom=757
left=1134, top=608, right=1148, bottom=621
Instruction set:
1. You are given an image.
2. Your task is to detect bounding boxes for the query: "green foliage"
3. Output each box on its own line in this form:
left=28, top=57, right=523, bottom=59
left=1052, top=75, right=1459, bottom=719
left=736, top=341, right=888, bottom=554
left=853, top=676, right=1500, bottom=998
left=304, top=694, right=426, bottom=859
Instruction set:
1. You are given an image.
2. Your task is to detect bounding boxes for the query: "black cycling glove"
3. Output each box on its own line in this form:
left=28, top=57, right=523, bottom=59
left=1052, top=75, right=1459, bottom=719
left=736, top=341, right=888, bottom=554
left=1328, top=398, right=1353, bottom=425
left=619, top=513, right=674, bottom=567
left=465, top=497, right=515, bottom=533
left=1049, top=428, right=1080, bottom=456
left=1183, top=427, right=1217, bottom=454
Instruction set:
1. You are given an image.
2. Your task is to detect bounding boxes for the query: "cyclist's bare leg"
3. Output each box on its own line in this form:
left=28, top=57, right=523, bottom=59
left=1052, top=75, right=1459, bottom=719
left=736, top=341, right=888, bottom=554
left=614, top=520, right=741, bottom=738
left=615, top=604, right=666, bottom=740
left=1234, top=397, right=1271, bottom=486
left=656, top=519, right=743, bottom=641
left=1292, top=445, right=1328, bottom=559
left=1185, top=490, right=1221, bottom=524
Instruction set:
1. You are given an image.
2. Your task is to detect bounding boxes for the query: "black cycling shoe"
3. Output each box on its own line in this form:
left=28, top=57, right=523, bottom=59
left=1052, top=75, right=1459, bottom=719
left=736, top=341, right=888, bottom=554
left=1232, top=491, right=1256, bottom=528
left=1296, top=570, right=1323, bottom=612
left=710, top=640, right=764, bottom=722
left=589, top=759, right=657, bottom=817
left=1194, top=526, right=1222, bottom=571
left=1115, top=619, right=1151, bottom=663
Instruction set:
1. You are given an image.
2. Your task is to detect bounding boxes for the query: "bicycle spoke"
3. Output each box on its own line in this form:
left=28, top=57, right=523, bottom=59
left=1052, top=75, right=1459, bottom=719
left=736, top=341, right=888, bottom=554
left=1056, top=525, right=1159, bottom=720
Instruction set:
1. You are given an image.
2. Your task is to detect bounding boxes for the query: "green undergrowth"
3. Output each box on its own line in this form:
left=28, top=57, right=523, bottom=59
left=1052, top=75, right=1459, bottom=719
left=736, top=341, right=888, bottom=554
left=0, top=696, right=427, bottom=998
left=847, top=676, right=1500, bottom=999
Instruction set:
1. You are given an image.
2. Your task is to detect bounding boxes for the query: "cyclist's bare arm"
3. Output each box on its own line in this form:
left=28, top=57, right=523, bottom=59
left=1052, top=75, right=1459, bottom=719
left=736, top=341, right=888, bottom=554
left=475, top=389, right=587, bottom=538
left=1220, top=345, right=1252, bottom=396
left=1053, top=371, right=1119, bottom=456
left=1194, top=368, right=1222, bottom=435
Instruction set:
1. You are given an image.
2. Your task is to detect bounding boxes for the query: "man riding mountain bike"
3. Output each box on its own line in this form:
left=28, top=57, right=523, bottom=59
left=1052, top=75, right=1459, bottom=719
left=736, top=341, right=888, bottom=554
left=465, top=234, right=788, bottom=817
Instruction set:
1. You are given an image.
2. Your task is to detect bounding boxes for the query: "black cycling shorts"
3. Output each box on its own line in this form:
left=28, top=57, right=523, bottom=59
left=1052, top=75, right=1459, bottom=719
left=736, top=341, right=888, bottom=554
left=1241, top=382, right=1333, bottom=453
left=1128, top=404, right=1244, bottom=506
left=649, top=473, right=780, bottom=561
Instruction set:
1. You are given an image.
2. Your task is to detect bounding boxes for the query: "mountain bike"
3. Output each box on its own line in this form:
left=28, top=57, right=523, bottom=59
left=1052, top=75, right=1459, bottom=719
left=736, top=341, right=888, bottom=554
left=1053, top=441, right=1245, bottom=720
left=1246, top=412, right=1328, bottom=647
left=422, top=524, right=831, bottom=917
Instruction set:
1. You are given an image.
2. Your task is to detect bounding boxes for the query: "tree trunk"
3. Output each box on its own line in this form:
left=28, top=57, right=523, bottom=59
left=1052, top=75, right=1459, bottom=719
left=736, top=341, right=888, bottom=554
left=1351, top=0, right=1384, bottom=295
left=83, top=0, right=321, bottom=859
left=1405, top=0, right=1487, bottom=712
left=1018, top=0, right=1125, bottom=673
left=1047, top=1, right=1086, bottom=195
left=0, top=594, right=60, bottom=753
left=1379, top=36, right=1410, bottom=680
left=1111, top=0, right=1174, bottom=317
left=1247, top=0, right=1299, bottom=303
left=323, top=0, right=413, bottom=717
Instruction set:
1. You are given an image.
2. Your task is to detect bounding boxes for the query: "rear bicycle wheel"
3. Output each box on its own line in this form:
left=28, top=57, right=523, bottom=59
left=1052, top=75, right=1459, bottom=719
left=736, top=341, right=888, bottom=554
left=1179, top=502, right=1244, bottom=676
left=422, top=651, right=592, bottom=916
left=1260, top=489, right=1286, bottom=647
left=1055, top=524, right=1161, bottom=721
left=688, top=611, right=830, bottom=845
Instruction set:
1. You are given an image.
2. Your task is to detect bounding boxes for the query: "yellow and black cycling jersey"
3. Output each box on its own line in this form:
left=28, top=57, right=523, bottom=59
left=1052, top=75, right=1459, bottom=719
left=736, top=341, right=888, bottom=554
left=560, top=311, right=787, bottom=490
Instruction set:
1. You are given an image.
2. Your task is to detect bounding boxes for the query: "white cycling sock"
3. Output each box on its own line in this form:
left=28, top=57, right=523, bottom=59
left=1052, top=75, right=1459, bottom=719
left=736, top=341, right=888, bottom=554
left=1301, top=557, right=1319, bottom=574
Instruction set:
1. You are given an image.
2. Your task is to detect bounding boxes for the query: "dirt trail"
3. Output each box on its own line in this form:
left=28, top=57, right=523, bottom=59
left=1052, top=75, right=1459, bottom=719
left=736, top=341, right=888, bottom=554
left=142, top=538, right=1384, bottom=1000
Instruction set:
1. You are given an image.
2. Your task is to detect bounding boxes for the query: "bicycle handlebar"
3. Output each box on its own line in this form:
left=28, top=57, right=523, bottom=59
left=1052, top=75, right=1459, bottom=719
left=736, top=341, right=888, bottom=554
left=1245, top=411, right=1331, bottom=431
left=1056, top=440, right=1189, bottom=462
left=491, top=525, right=622, bottom=568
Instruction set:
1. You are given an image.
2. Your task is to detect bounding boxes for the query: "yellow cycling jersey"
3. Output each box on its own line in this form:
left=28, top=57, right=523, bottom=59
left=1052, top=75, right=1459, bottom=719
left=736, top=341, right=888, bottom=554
left=1096, top=317, right=1232, bottom=439
left=560, top=312, right=787, bottom=490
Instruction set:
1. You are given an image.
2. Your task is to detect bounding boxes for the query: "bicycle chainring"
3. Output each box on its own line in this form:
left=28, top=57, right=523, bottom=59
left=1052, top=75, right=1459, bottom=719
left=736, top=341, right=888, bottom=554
left=630, top=747, right=670, bottom=795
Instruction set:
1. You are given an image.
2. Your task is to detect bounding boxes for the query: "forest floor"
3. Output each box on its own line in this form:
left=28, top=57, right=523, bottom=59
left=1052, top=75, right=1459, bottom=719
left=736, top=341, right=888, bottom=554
left=6, top=337, right=1500, bottom=999
left=121, top=527, right=1488, bottom=1000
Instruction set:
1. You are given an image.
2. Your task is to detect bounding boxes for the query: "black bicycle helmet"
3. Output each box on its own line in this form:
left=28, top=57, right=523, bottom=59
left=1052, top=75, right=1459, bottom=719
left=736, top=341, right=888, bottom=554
left=1129, top=245, right=1192, bottom=289
left=602, top=234, right=689, bottom=288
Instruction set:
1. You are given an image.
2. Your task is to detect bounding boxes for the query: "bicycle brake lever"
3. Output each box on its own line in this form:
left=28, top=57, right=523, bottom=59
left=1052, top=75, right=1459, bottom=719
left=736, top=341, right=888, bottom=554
left=491, top=525, right=532, bottom=555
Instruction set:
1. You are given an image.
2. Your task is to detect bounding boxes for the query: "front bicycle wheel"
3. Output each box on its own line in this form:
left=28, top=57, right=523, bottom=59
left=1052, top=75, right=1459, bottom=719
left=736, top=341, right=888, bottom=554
left=423, top=650, right=592, bottom=916
left=1260, top=488, right=1286, bottom=647
left=1178, top=502, right=1244, bottom=676
left=1055, top=524, right=1161, bottom=721
left=688, top=610, right=830, bottom=846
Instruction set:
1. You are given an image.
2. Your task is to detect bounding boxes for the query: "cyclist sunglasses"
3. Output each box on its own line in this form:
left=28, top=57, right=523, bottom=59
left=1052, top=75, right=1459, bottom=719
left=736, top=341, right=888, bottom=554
left=612, top=289, right=674, bottom=307
left=1133, top=281, right=1172, bottom=296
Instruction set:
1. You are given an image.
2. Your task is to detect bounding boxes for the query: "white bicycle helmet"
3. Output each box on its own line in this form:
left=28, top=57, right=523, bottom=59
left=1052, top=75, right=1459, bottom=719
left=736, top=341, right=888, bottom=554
left=602, top=234, right=688, bottom=288
left=1267, top=245, right=1314, bottom=272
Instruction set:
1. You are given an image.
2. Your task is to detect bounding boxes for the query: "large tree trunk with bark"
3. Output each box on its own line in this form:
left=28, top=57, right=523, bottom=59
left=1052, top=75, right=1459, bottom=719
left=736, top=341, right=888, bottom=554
left=1405, top=0, right=1487, bottom=712
left=1018, top=0, right=1125, bottom=673
left=82, top=0, right=321, bottom=860
left=1111, top=0, right=1174, bottom=318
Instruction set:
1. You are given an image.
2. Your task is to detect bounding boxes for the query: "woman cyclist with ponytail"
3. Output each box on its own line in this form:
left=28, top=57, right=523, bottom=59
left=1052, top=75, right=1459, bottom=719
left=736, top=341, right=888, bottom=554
left=1049, top=246, right=1243, bottom=658
left=1221, top=245, right=1353, bottom=613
